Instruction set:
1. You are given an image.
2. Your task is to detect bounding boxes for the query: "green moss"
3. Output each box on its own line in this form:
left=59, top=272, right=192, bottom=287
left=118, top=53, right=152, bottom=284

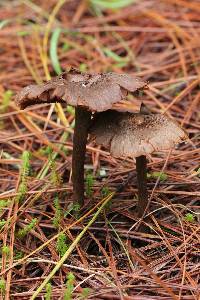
left=1, top=246, right=10, bottom=258
left=16, top=151, right=31, bottom=203
left=184, top=213, right=195, bottom=223
left=52, top=197, right=62, bottom=228
left=56, top=233, right=69, bottom=257
left=64, top=273, right=75, bottom=300
left=85, top=172, right=94, bottom=197
left=147, top=171, right=168, bottom=182
left=0, top=90, right=13, bottom=113
left=0, top=278, right=6, bottom=295
left=17, top=218, right=37, bottom=238
left=45, top=283, right=52, bottom=300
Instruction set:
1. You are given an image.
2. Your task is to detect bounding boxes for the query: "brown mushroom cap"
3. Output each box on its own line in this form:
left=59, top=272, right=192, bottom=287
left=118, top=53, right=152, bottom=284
left=89, top=110, right=187, bottom=158
left=15, top=69, right=147, bottom=111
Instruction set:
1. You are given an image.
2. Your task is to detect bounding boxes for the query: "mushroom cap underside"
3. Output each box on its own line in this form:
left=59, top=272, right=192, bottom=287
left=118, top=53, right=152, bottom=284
left=15, top=70, right=147, bottom=111
left=89, top=110, right=187, bottom=158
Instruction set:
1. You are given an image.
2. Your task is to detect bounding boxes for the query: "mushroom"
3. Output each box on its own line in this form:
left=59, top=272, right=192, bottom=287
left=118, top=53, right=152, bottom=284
left=89, top=106, right=187, bottom=217
left=15, top=68, right=147, bottom=208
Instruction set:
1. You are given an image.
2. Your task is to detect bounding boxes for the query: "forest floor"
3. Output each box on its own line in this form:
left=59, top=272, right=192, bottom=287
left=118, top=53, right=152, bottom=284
left=0, top=0, right=200, bottom=299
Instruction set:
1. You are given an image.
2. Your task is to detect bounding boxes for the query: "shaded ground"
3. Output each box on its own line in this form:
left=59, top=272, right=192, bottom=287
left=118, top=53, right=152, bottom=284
left=0, top=0, right=200, bottom=299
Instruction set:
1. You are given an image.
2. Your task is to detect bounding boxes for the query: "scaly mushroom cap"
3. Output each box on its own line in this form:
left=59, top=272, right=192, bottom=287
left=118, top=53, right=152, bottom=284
left=15, top=69, right=147, bottom=111
left=89, top=110, right=187, bottom=158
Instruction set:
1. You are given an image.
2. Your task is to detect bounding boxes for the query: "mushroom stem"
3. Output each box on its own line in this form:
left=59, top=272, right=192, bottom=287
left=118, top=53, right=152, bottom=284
left=136, top=155, right=148, bottom=217
left=72, top=107, right=92, bottom=208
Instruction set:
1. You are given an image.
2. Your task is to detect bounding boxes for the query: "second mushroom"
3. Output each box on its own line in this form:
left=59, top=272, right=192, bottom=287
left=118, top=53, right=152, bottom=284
left=89, top=106, right=187, bottom=217
left=16, top=69, right=147, bottom=208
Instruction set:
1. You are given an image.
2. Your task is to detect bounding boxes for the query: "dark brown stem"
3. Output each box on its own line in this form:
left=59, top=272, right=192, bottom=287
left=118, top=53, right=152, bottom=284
left=136, top=155, right=148, bottom=217
left=72, top=107, right=92, bottom=208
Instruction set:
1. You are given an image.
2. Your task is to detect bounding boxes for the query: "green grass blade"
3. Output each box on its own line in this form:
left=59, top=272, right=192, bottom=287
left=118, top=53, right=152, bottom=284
left=0, top=19, right=11, bottom=29
left=90, top=0, right=136, bottom=10
left=50, top=27, right=62, bottom=75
